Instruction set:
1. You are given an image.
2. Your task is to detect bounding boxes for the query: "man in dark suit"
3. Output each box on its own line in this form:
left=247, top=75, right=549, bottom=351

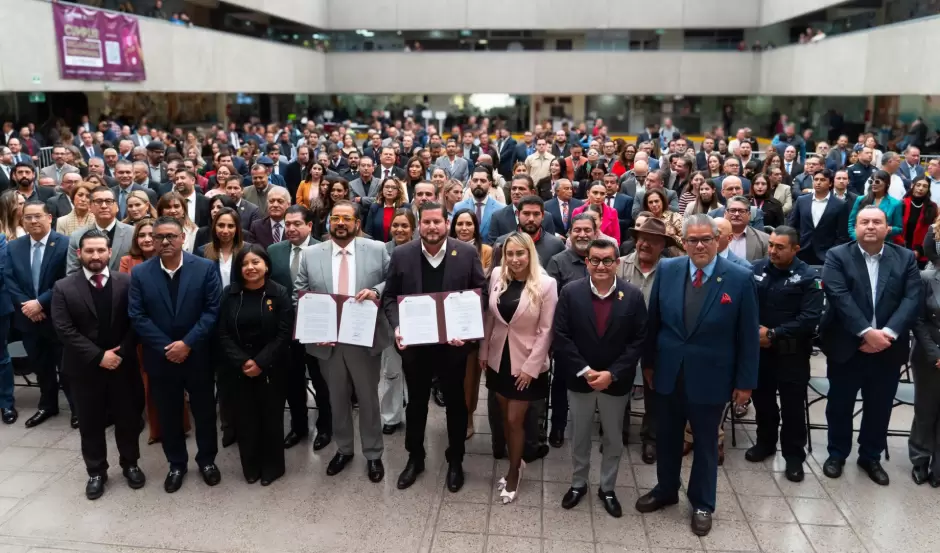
left=460, top=131, right=480, bottom=169
left=128, top=216, right=222, bottom=493
left=787, top=169, right=849, bottom=266
left=495, top=128, right=517, bottom=178
left=249, top=186, right=291, bottom=249
left=636, top=214, right=759, bottom=536
left=0, top=233, right=14, bottom=424
left=602, top=173, right=634, bottom=238
left=553, top=238, right=648, bottom=518
left=267, top=205, right=332, bottom=451
left=3, top=201, right=74, bottom=428
left=172, top=170, right=210, bottom=227
left=249, top=156, right=286, bottom=188
left=11, top=162, right=55, bottom=204
left=86, top=157, right=117, bottom=188
left=375, top=147, right=405, bottom=183
left=78, top=131, right=103, bottom=164
left=695, top=137, right=715, bottom=171
left=266, top=143, right=290, bottom=179
left=0, top=146, right=11, bottom=193
left=222, top=177, right=261, bottom=231
left=51, top=229, right=145, bottom=500
left=899, top=146, right=926, bottom=183
left=47, top=171, right=81, bottom=229
left=781, top=145, right=803, bottom=181
left=382, top=201, right=487, bottom=492
left=487, top=174, right=555, bottom=244
left=514, top=131, right=535, bottom=165
left=112, top=160, right=157, bottom=219
left=218, top=146, right=247, bottom=177
left=544, top=179, right=584, bottom=236
left=284, top=145, right=310, bottom=200
left=819, top=206, right=921, bottom=486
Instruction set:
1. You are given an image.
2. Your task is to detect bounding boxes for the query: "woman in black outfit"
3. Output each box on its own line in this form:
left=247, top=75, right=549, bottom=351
left=749, top=173, right=784, bottom=228
left=217, top=244, right=293, bottom=485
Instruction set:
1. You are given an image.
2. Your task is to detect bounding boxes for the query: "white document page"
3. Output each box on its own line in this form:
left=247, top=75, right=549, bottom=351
left=399, top=295, right=440, bottom=346
left=443, top=291, right=484, bottom=341
left=295, top=293, right=338, bottom=344
left=338, top=298, right=378, bottom=348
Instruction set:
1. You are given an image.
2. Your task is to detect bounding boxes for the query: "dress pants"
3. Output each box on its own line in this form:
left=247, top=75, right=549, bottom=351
left=910, top=357, right=940, bottom=472
left=826, top=353, right=899, bottom=462
left=654, top=387, right=725, bottom=513
left=149, top=366, right=218, bottom=471
left=286, top=341, right=332, bottom=436
left=488, top=389, right=543, bottom=456
left=22, top=329, right=72, bottom=412
left=401, top=344, right=469, bottom=464
left=322, top=345, right=383, bottom=460
left=72, top=365, right=144, bottom=476
left=0, top=315, right=13, bottom=410
left=752, top=366, right=808, bottom=462
left=624, top=368, right=656, bottom=445
left=549, top=364, right=568, bottom=432
left=234, top=374, right=286, bottom=481
left=379, top=346, right=407, bottom=425
left=569, top=390, right=629, bottom=491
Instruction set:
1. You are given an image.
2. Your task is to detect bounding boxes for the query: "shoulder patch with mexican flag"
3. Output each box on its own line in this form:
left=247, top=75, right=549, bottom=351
left=812, top=279, right=823, bottom=289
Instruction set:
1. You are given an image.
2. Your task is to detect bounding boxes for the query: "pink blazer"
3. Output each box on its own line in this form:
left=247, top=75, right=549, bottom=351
left=480, top=267, right=558, bottom=379
left=571, top=203, right=621, bottom=244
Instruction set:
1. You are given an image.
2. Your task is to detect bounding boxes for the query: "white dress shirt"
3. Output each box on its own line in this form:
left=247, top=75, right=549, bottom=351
left=810, top=193, right=829, bottom=227
left=729, top=232, right=747, bottom=259
left=331, top=240, right=357, bottom=294
left=218, top=251, right=233, bottom=289
left=930, top=177, right=940, bottom=205
left=856, top=243, right=897, bottom=338
left=589, top=277, right=616, bottom=299
left=82, top=266, right=110, bottom=287
left=421, top=241, right=447, bottom=268
left=181, top=192, right=197, bottom=224
left=96, top=219, right=117, bottom=234
left=160, top=257, right=182, bottom=278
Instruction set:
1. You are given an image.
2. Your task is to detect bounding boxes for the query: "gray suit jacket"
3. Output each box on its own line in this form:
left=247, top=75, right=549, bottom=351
left=293, top=237, right=391, bottom=359
left=66, top=221, right=134, bottom=274
left=436, top=156, right=470, bottom=182
left=742, top=225, right=770, bottom=262
left=39, top=163, right=79, bottom=185
left=348, top=176, right=381, bottom=209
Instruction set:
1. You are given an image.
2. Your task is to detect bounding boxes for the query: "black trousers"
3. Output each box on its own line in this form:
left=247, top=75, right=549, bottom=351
left=489, top=391, right=543, bottom=456
left=549, top=365, right=569, bottom=432
left=826, top=353, right=899, bottom=462
left=752, top=365, right=808, bottom=461
left=625, top=378, right=657, bottom=446
left=401, top=344, right=469, bottom=464
left=22, top=330, right=72, bottom=412
left=149, top=366, right=218, bottom=471
left=234, top=374, right=286, bottom=481
left=71, top=366, right=144, bottom=476
left=286, top=341, right=332, bottom=436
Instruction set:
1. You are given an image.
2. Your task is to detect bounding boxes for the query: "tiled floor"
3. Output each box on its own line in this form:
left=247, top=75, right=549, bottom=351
left=0, top=354, right=937, bottom=553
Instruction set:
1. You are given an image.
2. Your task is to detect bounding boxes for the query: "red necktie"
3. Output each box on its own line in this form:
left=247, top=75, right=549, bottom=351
left=92, top=274, right=105, bottom=289
left=692, top=269, right=704, bottom=288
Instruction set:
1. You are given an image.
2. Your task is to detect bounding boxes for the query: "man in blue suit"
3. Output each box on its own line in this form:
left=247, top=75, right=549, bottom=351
left=787, top=169, right=850, bottom=266
left=495, top=128, right=517, bottom=178
left=819, top=206, right=921, bottom=486
left=636, top=214, right=759, bottom=537
left=128, top=216, right=222, bottom=494
left=453, top=166, right=504, bottom=241
left=0, top=232, right=14, bottom=424
left=3, top=201, right=73, bottom=428
left=544, top=179, right=584, bottom=237
left=899, top=146, right=926, bottom=183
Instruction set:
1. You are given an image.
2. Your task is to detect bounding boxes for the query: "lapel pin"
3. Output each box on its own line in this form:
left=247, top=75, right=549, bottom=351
left=451, top=250, right=457, bottom=256
left=617, top=291, right=624, bottom=300
left=716, top=276, right=722, bottom=283
left=49, top=242, right=55, bottom=247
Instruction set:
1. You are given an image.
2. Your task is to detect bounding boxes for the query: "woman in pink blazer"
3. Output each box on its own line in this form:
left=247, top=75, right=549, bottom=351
left=571, top=182, right=621, bottom=244
left=479, top=232, right=558, bottom=505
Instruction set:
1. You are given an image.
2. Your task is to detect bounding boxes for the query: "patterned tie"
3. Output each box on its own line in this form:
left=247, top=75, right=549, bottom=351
left=273, top=222, right=283, bottom=243
left=561, top=202, right=569, bottom=226
left=337, top=249, right=350, bottom=295
left=476, top=201, right=484, bottom=222
left=290, top=246, right=301, bottom=282
left=692, top=269, right=704, bottom=289
left=119, top=189, right=128, bottom=220
left=31, top=242, right=42, bottom=295
left=92, top=274, right=105, bottom=289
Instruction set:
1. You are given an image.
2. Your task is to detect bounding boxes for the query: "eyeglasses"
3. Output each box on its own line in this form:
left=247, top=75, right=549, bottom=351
left=329, top=215, right=355, bottom=223
left=684, top=237, right=715, bottom=246
left=587, top=257, right=616, bottom=267
left=154, top=233, right=180, bottom=243
left=91, top=199, right=115, bottom=206
left=725, top=208, right=749, bottom=215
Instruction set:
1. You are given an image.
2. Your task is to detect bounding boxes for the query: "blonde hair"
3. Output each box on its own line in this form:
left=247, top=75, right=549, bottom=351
left=495, top=232, right=542, bottom=309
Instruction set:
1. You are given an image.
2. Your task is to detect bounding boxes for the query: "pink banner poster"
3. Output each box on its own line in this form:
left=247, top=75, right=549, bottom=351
left=53, top=3, right=145, bottom=82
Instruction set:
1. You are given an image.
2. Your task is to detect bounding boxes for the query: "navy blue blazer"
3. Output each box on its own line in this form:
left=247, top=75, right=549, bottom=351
left=3, top=232, right=69, bottom=332
left=128, top=253, right=222, bottom=376
left=552, top=277, right=648, bottom=396
left=608, top=193, right=634, bottom=238
left=0, top=233, right=13, bottom=318
left=364, top=202, right=410, bottom=242
left=544, top=197, right=584, bottom=235
left=486, top=204, right=556, bottom=245
left=786, top=193, right=849, bottom=263
left=643, top=256, right=760, bottom=404
left=820, top=242, right=921, bottom=366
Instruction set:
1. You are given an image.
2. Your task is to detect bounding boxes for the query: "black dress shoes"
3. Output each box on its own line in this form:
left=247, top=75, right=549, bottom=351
left=432, top=386, right=446, bottom=407
left=367, top=459, right=385, bottom=483
left=397, top=459, right=425, bottom=490
left=446, top=463, right=464, bottom=493
left=691, top=509, right=713, bottom=536
left=641, top=443, right=657, bottom=465
left=200, top=464, right=222, bottom=486
left=597, top=489, right=622, bottom=518
left=326, top=452, right=354, bottom=476
left=283, top=430, right=308, bottom=449
left=246, top=475, right=260, bottom=484
left=123, top=466, right=146, bottom=489
left=164, top=469, right=185, bottom=493
left=561, top=486, right=587, bottom=509
left=548, top=428, right=565, bottom=448
left=24, top=409, right=57, bottom=428
left=785, top=460, right=804, bottom=483
left=85, top=474, right=107, bottom=500
left=857, top=458, right=889, bottom=486
left=70, top=415, right=79, bottom=429
left=929, top=472, right=940, bottom=488
left=382, top=422, right=402, bottom=435
left=1, top=407, right=16, bottom=424
left=822, top=457, right=845, bottom=479
left=912, top=464, right=929, bottom=485
left=221, top=428, right=236, bottom=448
left=634, top=490, right=679, bottom=513
left=313, top=432, right=332, bottom=451
left=260, top=475, right=280, bottom=486
left=522, top=444, right=549, bottom=464
left=744, top=444, right=776, bottom=463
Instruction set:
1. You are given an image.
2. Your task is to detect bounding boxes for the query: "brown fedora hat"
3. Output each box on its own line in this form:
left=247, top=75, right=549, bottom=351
left=629, top=217, right=680, bottom=248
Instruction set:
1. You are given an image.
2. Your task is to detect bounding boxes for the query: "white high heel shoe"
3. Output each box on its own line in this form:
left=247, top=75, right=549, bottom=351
left=499, top=461, right=525, bottom=504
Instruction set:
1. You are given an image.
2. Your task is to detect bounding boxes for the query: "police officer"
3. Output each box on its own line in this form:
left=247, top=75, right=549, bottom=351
left=745, top=225, right=823, bottom=482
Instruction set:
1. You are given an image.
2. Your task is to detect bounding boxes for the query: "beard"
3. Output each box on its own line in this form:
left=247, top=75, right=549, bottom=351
left=471, top=186, right=487, bottom=199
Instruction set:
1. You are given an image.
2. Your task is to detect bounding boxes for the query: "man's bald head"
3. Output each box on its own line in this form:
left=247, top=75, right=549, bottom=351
left=720, top=175, right=744, bottom=199
left=633, top=159, right=649, bottom=177
left=476, top=153, right=492, bottom=166
left=634, top=151, right=649, bottom=162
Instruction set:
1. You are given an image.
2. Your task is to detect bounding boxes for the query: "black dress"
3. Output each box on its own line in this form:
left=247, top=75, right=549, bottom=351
left=485, top=280, right=550, bottom=401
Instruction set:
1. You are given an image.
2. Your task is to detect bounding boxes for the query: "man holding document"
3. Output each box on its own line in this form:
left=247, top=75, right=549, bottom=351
left=293, top=200, right=391, bottom=484
left=382, top=200, right=487, bottom=493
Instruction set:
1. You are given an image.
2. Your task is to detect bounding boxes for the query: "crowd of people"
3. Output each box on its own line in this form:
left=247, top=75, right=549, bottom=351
left=0, top=112, right=937, bottom=539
